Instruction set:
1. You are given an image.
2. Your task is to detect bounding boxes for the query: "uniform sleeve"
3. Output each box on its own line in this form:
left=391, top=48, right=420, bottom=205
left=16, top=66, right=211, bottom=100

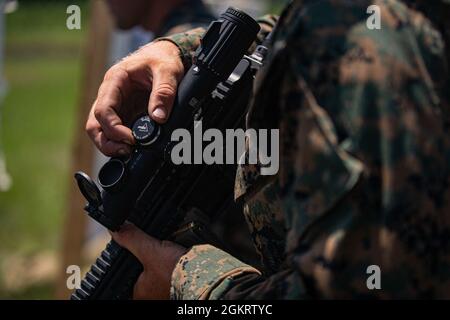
left=156, top=15, right=278, bottom=71
left=170, top=245, right=262, bottom=300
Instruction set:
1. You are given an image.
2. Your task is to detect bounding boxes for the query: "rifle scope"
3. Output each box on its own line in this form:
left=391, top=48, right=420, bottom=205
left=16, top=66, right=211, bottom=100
left=75, top=7, right=260, bottom=231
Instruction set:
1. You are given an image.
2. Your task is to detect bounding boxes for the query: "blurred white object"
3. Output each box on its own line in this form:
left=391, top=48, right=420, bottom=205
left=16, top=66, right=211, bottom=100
left=205, top=0, right=267, bottom=18
left=108, top=27, right=154, bottom=65
left=0, top=0, right=11, bottom=192
left=4, top=0, right=17, bottom=14
left=0, top=155, right=11, bottom=191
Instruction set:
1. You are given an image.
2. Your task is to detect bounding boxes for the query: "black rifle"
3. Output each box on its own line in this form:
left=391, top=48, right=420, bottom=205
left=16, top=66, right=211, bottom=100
left=72, top=7, right=270, bottom=300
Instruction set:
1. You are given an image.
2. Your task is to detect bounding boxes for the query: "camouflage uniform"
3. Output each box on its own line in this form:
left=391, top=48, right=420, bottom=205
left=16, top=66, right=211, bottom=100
left=162, top=0, right=450, bottom=299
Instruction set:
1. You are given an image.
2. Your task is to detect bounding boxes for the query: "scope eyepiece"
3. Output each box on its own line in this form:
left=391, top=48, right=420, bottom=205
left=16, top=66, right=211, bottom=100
left=98, top=159, right=127, bottom=193
left=221, top=7, right=261, bottom=35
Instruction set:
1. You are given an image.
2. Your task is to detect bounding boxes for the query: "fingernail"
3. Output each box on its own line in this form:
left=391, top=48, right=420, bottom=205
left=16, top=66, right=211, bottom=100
left=118, top=148, right=129, bottom=156
left=152, top=107, right=167, bottom=120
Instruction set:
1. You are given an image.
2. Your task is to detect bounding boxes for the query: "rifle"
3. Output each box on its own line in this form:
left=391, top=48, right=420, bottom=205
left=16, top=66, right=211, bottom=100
left=71, top=7, right=270, bottom=300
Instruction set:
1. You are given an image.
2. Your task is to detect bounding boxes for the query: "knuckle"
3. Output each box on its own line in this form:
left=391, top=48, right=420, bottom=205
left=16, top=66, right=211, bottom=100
left=118, top=224, right=138, bottom=243
left=119, top=229, right=133, bottom=243
left=155, top=63, right=178, bottom=76
left=160, top=240, right=174, bottom=249
left=103, top=67, right=116, bottom=81
left=93, top=108, right=104, bottom=121
left=99, top=98, right=118, bottom=112
left=104, top=65, right=129, bottom=82
left=154, top=83, right=176, bottom=99
left=85, top=119, right=99, bottom=137
left=85, top=122, right=94, bottom=135
left=101, top=147, right=115, bottom=157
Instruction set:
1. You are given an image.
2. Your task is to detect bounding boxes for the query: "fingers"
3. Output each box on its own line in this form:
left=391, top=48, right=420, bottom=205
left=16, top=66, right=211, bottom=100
left=95, top=131, right=132, bottom=157
left=133, top=273, right=146, bottom=300
left=86, top=104, right=133, bottom=157
left=148, top=64, right=180, bottom=124
left=86, top=69, right=136, bottom=156
left=111, top=222, right=187, bottom=300
left=94, top=72, right=135, bottom=145
left=132, top=271, right=169, bottom=300
left=86, top=40, right=184, bottom=155
left=111, top=223, right=160, bottom=266
left=94, top=108, right=134, bottom=145
left=111, top=223, right=186, bottom=269
left=133, top=272, right=154, bottom=300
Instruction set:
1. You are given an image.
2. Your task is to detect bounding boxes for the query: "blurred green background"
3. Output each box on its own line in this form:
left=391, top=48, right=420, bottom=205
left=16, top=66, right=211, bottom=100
left=0, top=0, right=88, bottom=298
left=0, top=0, right=288, bottom=299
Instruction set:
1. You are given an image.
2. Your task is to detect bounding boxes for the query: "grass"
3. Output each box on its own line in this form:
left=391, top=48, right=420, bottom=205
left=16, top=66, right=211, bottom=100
left=0, top=1, right=88, bottom=298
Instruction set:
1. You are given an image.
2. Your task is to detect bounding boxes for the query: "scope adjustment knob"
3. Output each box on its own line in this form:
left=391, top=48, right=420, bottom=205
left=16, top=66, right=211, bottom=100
left=132, top=115, right=160, bottom=147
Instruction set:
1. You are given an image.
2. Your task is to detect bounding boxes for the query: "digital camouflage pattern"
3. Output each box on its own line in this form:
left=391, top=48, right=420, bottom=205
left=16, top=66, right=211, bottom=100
left=171, top=245, right=261, bottom=299
left=167, top=0, right=450, bottom=299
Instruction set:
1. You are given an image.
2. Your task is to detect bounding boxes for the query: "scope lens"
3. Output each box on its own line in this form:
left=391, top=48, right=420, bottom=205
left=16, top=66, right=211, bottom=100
left=194, top=7, right=260, bottom=79
left=221, top=7, right=260, bottom=35
left=98, top=159, right=126, bottom=191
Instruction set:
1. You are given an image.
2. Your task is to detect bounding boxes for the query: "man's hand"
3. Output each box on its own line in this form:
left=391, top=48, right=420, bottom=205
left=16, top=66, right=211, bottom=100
left=86, top=40, right=184, bottom=156
left=111, top=223, right=187, bottom=300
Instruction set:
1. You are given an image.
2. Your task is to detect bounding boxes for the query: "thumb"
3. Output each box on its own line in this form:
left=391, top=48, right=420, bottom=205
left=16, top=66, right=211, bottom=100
left=148, top=66, right=179, bottom=124
left=111, top=223, right=159, bottom=265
